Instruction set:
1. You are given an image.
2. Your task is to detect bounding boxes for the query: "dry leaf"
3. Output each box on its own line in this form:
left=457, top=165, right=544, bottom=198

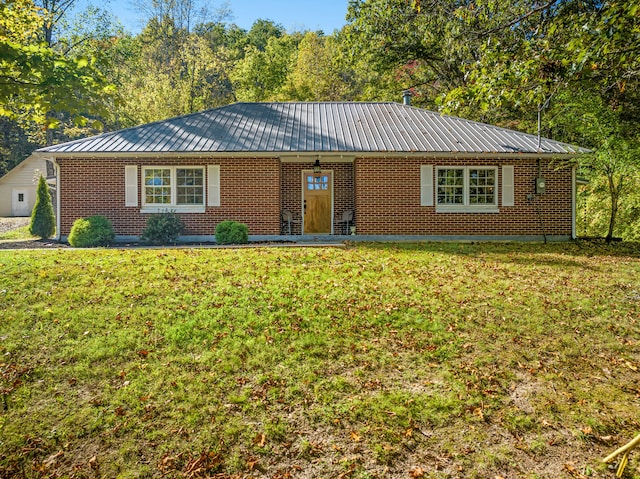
left=350, top=431, right=361, bottom=442
left=410, top=466, right=425, bottom=477
left=253, top=433, right=266, bottom=447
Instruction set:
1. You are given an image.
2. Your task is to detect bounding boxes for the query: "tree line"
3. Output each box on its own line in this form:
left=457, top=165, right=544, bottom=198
left=1, top=0, right=638, bottom=240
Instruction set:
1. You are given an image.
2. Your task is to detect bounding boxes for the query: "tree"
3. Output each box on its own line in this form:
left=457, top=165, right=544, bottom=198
left=288, top=32, right=351, bottom=101
left=0, top=0, right=115, bottom=130
left=246, top=19, right=285, bottom=51
left=231, top=33, right=301, bottom=101
left=344, top=0, right=487, bottom=106
left=29, top=174, right=55, bottom=239
left=548, top=90, right=639, bottom=242
left=0, top=117, right=39, bottom=177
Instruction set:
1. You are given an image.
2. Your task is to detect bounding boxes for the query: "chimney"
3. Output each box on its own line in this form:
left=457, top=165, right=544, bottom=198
left=402, top=90, right=412, bottom=105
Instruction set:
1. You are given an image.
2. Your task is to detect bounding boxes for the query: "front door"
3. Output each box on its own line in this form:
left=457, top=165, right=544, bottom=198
left=303, top=171, right=332, bottom=234
left=12, top=189, right=30, bottom=216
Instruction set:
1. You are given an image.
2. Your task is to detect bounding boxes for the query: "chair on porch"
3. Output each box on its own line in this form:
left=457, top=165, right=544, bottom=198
left=281, top=209, right=302, bottom=235
left=335, top=209, right=353, bottom=235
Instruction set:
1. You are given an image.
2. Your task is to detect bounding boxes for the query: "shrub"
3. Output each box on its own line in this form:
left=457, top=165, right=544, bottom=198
left=141, top=212, right=184, bottom=244
left=29, top=175, right=55, bottom=239
left=215, top=221, right=249, bottom=245
left=68, top=216, right=115, bottom=247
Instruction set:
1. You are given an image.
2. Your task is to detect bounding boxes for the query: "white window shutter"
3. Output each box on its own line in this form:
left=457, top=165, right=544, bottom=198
left=207, top=165, right=220, bottom=207
left=125, top=165, right=138, bottom=207
left=502, top=165, right=514, bottom=207
left=420, top=165, right=434, bottom=206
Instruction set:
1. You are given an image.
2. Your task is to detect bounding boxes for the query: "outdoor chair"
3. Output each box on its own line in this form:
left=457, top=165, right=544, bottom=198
left=335, top=209, right=353, bottom=235
left=281, top=209, right=301, bottom=235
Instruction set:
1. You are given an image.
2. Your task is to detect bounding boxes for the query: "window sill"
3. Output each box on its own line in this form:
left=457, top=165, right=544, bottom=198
left=140, top=205, right=206, bottom=214
left=436, top=206, right=500, bottom=214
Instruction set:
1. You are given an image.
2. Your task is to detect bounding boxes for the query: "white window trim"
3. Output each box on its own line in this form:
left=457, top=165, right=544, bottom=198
left=140, top=166, right=206, bottom=213
left=435, top=166, right=499, bottom=213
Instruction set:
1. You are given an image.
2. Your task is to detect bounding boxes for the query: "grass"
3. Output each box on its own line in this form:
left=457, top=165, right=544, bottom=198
left=0, top=242, right=639, bottom=478
left=0, top=225, right=35, bottom=241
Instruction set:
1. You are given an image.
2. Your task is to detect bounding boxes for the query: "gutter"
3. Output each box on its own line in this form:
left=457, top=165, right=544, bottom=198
left=30, top=150, right=587, bottom=161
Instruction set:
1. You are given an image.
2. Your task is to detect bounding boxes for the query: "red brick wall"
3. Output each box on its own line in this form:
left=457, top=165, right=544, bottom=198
left=57, top=158, right=280, bottom=236
left=57, top=156, right=572, bottom=238
left=280, top=162, right=354, bottom=234
left=354, top=157, right=573, bottom=236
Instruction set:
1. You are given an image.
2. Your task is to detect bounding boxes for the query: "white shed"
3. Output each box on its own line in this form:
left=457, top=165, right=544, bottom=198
left=0, top=157, right=55, bottom=217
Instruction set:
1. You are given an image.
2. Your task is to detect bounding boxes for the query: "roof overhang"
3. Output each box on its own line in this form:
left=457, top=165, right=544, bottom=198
left=31, top=150, right=587, bottom=161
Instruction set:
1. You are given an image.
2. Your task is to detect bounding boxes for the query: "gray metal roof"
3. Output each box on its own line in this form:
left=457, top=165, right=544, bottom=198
left=37, top=102, right=588, bottom=156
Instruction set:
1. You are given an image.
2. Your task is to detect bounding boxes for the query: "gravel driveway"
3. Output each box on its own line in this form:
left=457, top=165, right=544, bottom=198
left=0, top=217, right=30, bottom=234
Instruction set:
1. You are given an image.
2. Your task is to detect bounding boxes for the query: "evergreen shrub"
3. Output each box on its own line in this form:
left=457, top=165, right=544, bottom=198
left=141, top=212, right=184, bottom=244
left=215, top=221, right=249, bottom=244
left=68, top=215, right=115, bottom=247
left=29, top=175, right=55, bottom=239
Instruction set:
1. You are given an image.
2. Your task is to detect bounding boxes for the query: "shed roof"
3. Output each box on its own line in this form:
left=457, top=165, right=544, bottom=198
left=37, top=102, right=588, bottom=156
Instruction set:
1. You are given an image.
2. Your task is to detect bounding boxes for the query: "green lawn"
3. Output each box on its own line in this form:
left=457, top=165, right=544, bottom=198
left=0, top=225, right=35, bottom=241
left=1, top=243, right=639, bottom=478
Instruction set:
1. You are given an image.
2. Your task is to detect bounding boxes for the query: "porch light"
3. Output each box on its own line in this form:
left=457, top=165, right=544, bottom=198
left=313, top=158, right=321, bottom=173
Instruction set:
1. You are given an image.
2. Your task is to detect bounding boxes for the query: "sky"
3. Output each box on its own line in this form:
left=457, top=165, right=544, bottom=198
left=104, top=0, right=351, bottom=34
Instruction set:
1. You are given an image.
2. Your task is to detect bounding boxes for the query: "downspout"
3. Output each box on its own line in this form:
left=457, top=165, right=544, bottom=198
left=572, top=164, right=576, bottom=240
left=52, top=158, right=61, bottom=242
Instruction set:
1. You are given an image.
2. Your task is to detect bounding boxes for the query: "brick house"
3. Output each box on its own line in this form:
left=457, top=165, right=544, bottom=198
left=30, top=102, right=587, bottom=242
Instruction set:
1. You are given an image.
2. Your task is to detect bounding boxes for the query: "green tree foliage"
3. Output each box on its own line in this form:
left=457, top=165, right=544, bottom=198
left=344, top=0, right=485, bottom=106
left=0, top=0, right=115, bottom=129
left=246, top=19, right=285, bottom=51
left=29, top=174, right=55, bottom=239
left=0, top=117, right=39, bottom=177
left=110, top=7, right=236, bottom=125
left=288, top=32, right=351, bottom=101
left=231, top=33, right=301, bottom=101
left=556, top=91, right=640, bottom=241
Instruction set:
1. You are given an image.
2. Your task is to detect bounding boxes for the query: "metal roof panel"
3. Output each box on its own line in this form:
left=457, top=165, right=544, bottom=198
left=37, top=102, right=589, bottom=156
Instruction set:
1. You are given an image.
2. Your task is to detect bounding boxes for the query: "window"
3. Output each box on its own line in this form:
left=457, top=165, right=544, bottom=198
left=437, top=168, right=464, bottom=205
left=436, top=167, right=498, bottom=212
left=468, top=168, right=496, bottom=205
left=306, top=174, right=329, bottom=191
left=176, top=168, right=204, bottom=205
left=141, top=167, right=205, bottom=212
left=18, top=193, right=24, bottom=202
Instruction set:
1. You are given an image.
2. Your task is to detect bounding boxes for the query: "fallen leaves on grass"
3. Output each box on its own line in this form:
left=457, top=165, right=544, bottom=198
left=158, top=451, right=222, bottom=478
left=563, top=462, right=588, bottom=479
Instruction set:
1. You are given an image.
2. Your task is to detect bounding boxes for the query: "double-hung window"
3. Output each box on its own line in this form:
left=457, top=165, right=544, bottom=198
left=142, top=167, right=205, bottom=212
left=436, top=167, right=498, bottom=212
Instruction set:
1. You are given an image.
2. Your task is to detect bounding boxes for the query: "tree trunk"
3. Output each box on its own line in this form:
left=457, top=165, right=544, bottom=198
left=606, top=174, right=622, bottom=243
